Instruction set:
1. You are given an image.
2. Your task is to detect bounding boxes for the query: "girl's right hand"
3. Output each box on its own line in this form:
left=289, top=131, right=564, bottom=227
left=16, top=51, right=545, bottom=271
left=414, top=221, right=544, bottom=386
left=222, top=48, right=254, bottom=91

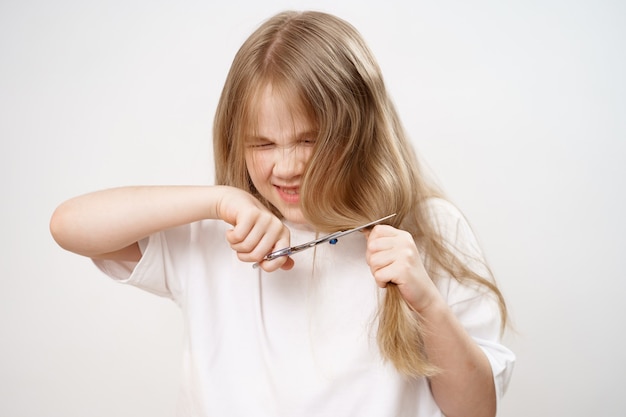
left=217, top=188, right=294, bottom=272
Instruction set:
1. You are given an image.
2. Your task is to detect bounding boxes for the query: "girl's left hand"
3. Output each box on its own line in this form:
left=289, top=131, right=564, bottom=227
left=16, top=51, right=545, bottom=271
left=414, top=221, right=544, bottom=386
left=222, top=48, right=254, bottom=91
left=364, top=225, right=442, bottom=313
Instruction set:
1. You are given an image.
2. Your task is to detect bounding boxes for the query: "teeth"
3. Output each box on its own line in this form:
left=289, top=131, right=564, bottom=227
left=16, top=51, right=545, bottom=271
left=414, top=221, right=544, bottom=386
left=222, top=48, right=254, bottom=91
left=282, top=188, right=298, bottom=195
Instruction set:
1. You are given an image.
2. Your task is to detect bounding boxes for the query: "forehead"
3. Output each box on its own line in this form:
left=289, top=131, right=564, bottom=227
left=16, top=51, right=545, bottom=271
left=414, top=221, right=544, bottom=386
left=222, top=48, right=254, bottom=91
left=247, top=84, right=316, bottom=139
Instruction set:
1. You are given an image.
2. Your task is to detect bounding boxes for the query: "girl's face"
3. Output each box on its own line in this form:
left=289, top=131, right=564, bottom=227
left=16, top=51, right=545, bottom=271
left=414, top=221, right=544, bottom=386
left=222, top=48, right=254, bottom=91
left=245, top=85, right=316, bottom=225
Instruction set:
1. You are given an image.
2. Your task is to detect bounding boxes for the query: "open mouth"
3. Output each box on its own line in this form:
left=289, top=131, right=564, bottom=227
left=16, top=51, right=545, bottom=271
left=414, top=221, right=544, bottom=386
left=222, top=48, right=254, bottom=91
left=275, top=185, right=300, bottom=203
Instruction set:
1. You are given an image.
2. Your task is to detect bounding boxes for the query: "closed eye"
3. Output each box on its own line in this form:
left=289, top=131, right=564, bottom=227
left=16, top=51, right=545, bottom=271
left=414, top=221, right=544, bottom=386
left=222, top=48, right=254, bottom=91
left=297, top=132, right=318, bottom=147
left=247, top=140, right=275, bottom=149
left=299, top=138, right=317, bottom=146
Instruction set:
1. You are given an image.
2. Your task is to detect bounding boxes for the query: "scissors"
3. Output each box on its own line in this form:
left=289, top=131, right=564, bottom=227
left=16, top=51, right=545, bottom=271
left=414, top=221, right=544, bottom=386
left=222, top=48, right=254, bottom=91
left=252, top=213, right=396, bottom=268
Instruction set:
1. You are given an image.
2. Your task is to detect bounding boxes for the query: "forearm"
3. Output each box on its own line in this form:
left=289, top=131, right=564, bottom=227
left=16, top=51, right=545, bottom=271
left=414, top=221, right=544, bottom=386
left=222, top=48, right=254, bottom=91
left=50, top=185, right=228, bottom=258
left=421, top=299, right=496, bottom=417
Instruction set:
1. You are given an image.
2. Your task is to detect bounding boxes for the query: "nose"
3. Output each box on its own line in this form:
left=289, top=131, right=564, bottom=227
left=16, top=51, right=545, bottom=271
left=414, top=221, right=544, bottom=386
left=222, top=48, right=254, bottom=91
left=272, top=146, right=306, bottom=180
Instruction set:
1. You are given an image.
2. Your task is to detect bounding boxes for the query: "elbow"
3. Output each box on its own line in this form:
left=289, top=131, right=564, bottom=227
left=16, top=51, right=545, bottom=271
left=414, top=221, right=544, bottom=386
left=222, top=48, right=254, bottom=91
left=49, top=204, right=70, bottom=250
left=49, top=202, right=82, bottom=253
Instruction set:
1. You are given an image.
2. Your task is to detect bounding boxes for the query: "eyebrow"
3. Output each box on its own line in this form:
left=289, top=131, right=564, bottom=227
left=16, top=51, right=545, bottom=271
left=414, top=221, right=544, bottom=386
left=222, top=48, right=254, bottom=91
left=245, top=130, right=318, bottom=143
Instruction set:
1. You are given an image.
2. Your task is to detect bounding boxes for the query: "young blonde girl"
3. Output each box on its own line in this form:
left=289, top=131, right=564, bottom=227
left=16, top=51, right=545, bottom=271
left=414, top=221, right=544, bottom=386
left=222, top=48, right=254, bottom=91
left=51, top=10, right=514, bottom=417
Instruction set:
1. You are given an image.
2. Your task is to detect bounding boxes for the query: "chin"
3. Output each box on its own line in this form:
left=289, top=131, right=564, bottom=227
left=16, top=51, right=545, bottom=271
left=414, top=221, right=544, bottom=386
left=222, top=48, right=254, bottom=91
left=279, top=207, right=308, bottom=225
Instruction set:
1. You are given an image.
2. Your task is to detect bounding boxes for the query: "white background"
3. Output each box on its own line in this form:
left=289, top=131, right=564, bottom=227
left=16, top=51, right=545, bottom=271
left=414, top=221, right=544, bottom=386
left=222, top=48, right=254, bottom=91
left=2, top=0, right=625, bottom=416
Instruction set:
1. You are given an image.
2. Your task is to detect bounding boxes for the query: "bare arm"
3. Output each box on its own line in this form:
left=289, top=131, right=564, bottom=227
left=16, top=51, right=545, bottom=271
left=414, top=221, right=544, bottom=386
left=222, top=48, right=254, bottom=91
left=50, top=185, right=293, bottom=270
left=366, top=226, right=496, bottom=417
left=420, top=299, right=496, bottom=417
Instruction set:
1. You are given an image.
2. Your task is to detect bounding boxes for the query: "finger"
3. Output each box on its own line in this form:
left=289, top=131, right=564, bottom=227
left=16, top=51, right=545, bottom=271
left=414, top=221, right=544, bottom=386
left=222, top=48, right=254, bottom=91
left=237, top=221, right=291, bottom=263
left=366, top=246, right=392, bottom=281
left=280, top=257, right=295, bottom=270
left=366, top=236, right=396, bottom=255
left=258, top=255, right=294, bottom=272
left=231, top=226, right=275, bottom=258
left=229, top=214, right=281, bottom=255
left=368, top=224, right=397, bottom=238
left=371, top=261, right=398, bottom=287
left=259, top=228, right=293, bottom=271
left=366, top=236, right=401, bottom=264
left=226, top=215, right=256, bottom=245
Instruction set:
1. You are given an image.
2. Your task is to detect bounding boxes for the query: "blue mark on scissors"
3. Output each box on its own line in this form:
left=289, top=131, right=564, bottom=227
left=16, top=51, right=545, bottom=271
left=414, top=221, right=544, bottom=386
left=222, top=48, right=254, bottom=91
left=329, top=238, right=338, bottom=245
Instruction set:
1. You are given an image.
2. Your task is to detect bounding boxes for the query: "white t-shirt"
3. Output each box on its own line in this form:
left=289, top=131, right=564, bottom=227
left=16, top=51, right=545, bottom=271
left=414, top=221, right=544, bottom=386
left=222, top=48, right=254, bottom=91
left=95, top=199, right=515, bottom=417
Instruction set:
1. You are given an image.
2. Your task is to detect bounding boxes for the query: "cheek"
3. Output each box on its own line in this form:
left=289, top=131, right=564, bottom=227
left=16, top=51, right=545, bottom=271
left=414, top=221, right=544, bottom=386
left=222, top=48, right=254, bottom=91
left=245, top=152, right=270, bottom=184
left=301, top=147, right=314, bottom=165
left=292, top=147, right=314, bottom=173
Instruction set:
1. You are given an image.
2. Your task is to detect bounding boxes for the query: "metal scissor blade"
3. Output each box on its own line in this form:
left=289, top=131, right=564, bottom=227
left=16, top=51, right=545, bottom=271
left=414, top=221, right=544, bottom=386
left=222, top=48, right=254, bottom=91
left=326, top=213, right=397, bottom=240
left=252, top=213, right=396, bottom=268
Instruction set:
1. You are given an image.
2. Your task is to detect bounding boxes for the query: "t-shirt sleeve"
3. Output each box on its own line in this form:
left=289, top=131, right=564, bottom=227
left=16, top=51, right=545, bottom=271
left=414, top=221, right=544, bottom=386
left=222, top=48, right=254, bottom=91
left=426, top=199, right=516, bottom=403
left=92, top=225, right=189, bottom=301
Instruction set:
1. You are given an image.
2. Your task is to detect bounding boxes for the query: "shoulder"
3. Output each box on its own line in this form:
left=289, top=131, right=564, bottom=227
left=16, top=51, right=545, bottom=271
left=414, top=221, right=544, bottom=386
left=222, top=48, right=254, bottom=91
left=421, top=197, right=488, bottom=280
left=423, top=197, right=464, bottom=220
left=422, top=197, right=470, bottom=238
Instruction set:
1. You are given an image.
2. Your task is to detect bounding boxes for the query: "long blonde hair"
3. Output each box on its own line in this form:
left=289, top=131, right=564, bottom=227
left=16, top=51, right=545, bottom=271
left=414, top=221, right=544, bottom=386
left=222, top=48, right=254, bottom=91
left=214, top=10, right=507, bottom=378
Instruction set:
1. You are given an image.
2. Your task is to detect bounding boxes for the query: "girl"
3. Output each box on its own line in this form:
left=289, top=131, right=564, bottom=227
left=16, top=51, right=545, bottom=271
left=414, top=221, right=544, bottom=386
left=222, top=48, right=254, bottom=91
left=50, top=10, right=514, bottom=417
